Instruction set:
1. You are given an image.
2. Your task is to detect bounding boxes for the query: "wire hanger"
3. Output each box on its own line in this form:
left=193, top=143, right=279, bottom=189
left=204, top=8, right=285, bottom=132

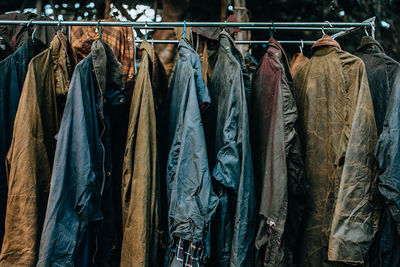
left=364, top=26, right=369, bottom=36
left=322, top=21, right=333, bottom=36
left=27, top=19, right=38, bottom=43
left=299, top=39, right=304, bottom=54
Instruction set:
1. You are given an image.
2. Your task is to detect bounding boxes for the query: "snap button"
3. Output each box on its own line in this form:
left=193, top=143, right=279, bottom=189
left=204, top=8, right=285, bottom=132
left=127, top=36, right=132, bottom=42
left=128, top=74, right=133, bottom=79
left=119, top=98, right=124, bottom=103
left=106, top=171, right=111, bottom=177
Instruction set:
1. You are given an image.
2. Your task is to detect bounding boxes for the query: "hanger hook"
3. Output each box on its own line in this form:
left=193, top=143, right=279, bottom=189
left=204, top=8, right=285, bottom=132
left=182, top=20, right=186, bottom=39
left=299, top=39, right=304, bottom=54
left=27, top=19, right=34, bottom=27
left=32, top=25, right=38, bottom=42
left=58, top=18, right=63, bottom=32
left=321, top=26, right=325, bottom=35
left=145, top=21, right=148, bottom=41
left=269, top=20, right=275, bottom=38
left=369, top=21, right=375, bottom=39
left=364, top=26, right=369, bottom=36
left=324, top=21, right=333, bottom=28
left=96, top=20, right=100, bottom=33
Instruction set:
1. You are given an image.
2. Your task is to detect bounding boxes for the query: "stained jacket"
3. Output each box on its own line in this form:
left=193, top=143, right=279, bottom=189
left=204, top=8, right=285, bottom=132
left=0, top=38, right=47, bottom=251
left=165, top=38, right=218, bottom=263
left=251, top=39, right=306, bottom=267
left=294, top=35, right=378, bottom=266
left=37, top=40, right=125, bottom=266
left=121, top=41, right=167, bottom=267
left=204, top=31, right=256, bottom=267
left=357, top=36, right=400, bottom=267
left=0, top=32, right=72, bottom=266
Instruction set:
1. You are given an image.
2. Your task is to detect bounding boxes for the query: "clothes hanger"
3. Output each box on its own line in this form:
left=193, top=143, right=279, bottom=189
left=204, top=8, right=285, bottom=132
left=27, top=19, right=37, bottom=44
left=144, top=21, right=148, bottom=41
left=322, top=21, right=333, bottom=36
left=269, top=21, right=276, bottom=39
left=299, top=39, right=304, bottom=54
left=57, top=18, right=63, bottom=33
left=95, top=20, right=103, bottom=40
left=182, top=20, right=186, bottom=39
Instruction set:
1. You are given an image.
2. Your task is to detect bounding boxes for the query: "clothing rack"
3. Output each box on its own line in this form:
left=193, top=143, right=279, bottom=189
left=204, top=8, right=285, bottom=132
left=0, top=17, right=376, bottom=45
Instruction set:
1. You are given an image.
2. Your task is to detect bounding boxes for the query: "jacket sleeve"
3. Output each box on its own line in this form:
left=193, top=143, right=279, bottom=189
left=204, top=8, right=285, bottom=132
left=38, top=66, right=98, bottom=266
left=374, top=69, right=400, bottom=235
left=328, top=60, right=378, bottom=264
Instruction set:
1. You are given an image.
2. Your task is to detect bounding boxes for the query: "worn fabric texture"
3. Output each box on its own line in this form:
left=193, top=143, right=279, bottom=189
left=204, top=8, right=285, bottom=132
left=164, top=38, right=218, bottom=264
left=289, top=52, right=309, bottom=79
left=294, top=35, right=378, bottom=266
left=0, top=33, right=72, bottom=267
left=121, top=41, right=167, bottom=267
left=37, top=40, right=125, bottom=266
left=204, top=31, right=256, bottom=267
left=70, top=20, right=135, bottom=89
left=0, top=13, right=57, bottom=58
left=251, top=38, right=306, bottom=267
left=0, top=38, right=47, bottom=252
left=357, top=36, right=400, bottom=267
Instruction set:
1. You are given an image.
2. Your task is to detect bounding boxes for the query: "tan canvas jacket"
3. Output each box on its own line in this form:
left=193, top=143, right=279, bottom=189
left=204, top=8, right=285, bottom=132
left=0, top=32, right=72, bottom=266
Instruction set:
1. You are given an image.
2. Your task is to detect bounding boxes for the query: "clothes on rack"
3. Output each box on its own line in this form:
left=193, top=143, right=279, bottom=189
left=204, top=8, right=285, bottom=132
left=356, top=36, right=400, bottom=267
left=204, top=31, right=255, bottom=267
left=251, top=38, right=306, bottom=267
left=0, top=37, right=47, bottom=252
left=0, top=32, right=73, bottom=266
left=0, top=15, right=399, bottom=267
left=294, top=34, right=379, bottom=266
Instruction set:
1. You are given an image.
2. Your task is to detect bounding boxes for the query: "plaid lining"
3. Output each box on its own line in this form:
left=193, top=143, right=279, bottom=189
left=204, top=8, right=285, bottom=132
left=171, top=238, right=204, bottom=267
left=70, top=19, right=135, bottom=88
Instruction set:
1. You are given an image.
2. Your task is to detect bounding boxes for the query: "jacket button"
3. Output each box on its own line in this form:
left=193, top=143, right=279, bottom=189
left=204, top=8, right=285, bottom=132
left=128, top=74, right=133, bottom=79
left=127, top=37, right=132, bottom=42
left=106, top=171, right=111, bottom=177
left=119, top=98, right=124, bottom=103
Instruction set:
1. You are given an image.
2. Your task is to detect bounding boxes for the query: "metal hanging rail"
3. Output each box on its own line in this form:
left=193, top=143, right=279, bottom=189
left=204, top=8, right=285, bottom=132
left=0, top=17, right=376, bottom=45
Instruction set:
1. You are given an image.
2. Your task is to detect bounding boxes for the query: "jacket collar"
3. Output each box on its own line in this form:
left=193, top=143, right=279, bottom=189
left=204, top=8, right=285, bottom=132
left=49, top=31, right=68, bottom=59
left=91, top=40, right=125, bottom=97
left=178, top=38, right=196, bottom=53
left=311, top=34, right=341, bottom=52
left=356, top=36, right=384, bottom=53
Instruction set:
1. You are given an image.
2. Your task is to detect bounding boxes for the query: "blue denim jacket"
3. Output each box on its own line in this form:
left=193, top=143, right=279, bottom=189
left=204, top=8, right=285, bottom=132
left=165, top=39, right=218, bottom=263
left=37, top=40, right=125, bottom=266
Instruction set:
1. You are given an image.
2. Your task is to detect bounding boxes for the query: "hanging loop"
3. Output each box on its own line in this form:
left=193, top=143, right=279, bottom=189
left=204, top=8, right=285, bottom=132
left=182, top=20, right=186, bottom=39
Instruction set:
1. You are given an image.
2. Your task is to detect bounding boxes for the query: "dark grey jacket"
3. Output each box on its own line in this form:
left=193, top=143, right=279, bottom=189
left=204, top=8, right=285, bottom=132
left=37, top=40, right=125, bottom=266
left=357, top=36, right=400, bottom=267
left=165, top=39, right=218, bottom=258
left=204, top=31, right=256, bottom=267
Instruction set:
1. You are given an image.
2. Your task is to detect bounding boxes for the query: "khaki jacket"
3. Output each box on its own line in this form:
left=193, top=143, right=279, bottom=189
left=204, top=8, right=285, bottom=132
left=0, top=32, right=72, bottom=266
left=121, top=41, right=166, bottom=267
left=294, top=35, right=378, bottom=266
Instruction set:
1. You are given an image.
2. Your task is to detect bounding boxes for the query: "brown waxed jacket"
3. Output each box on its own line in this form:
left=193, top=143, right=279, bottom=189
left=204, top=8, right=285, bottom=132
left=294, top=35, right=379, bottom=266
left=121, top=41, right=167, bottom=267
left=0, top=32, right=73, bottom=266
